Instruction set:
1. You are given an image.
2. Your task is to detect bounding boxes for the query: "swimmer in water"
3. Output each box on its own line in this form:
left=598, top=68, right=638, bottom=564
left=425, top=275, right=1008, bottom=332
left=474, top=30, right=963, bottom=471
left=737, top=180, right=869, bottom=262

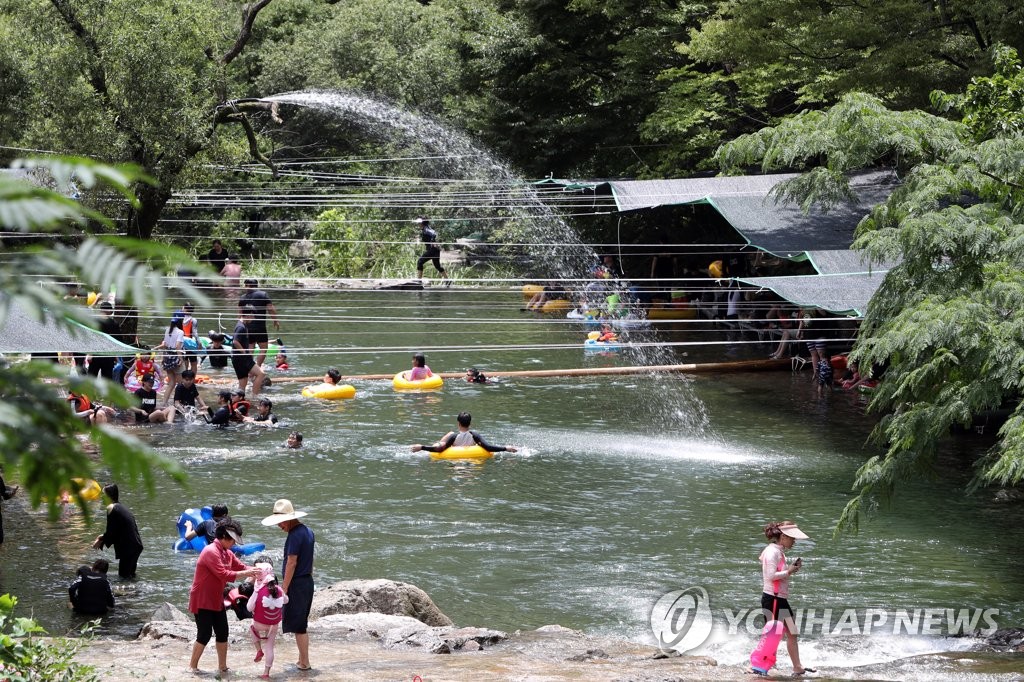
left=411, top=412, right=518, bottom=454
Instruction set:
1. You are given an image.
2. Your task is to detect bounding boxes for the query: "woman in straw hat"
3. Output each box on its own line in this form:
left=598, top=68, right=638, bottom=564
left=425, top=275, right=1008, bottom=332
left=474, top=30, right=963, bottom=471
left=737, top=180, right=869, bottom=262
left=187, top=520, right=260, bottom=675
left=756, top=521, right=815, bottom=675
left=262, top=499, right=315, bottom=671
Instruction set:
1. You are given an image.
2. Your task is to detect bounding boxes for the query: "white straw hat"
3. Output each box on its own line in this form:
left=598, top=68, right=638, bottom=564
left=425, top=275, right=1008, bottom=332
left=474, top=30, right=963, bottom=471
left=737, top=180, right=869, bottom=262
left=261, top=499, right=308, bottom=526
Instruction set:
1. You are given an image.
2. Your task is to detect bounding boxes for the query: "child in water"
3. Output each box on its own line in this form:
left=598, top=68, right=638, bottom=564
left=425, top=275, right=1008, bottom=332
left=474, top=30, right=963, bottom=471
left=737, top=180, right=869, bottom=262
left=465, top=367, right=488, bottom=384
left=246, top=558, right=288, bottom=679
left=596, top=323, right=618, bottom=343
left=275, top=352, right=289, bottom=371
left=408, top=352, right=432, bottom=381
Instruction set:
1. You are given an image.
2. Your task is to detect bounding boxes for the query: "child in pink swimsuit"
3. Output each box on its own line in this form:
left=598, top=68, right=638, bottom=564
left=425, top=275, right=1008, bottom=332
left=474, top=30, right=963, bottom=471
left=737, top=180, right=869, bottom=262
left=408, top=352, right=432, bottom=381
left=246, top=559, right=289, bottom=679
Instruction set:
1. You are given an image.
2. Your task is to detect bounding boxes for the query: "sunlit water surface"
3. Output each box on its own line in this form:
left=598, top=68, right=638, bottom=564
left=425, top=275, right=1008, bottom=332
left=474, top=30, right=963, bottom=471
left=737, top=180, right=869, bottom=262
left=4, top=289, right=1022, bottom=674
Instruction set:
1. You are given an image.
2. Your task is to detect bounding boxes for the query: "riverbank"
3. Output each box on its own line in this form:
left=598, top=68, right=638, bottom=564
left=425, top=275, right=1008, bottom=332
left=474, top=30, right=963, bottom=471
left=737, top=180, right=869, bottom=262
left=70, top=579, right=1024, bottom=681
left=74, top=617, right=723, bottom=681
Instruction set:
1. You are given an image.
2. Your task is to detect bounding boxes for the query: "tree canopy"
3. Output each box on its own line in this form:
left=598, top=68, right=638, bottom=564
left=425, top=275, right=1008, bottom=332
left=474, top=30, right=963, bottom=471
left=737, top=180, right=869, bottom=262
left=717, top=48, right=1024, bottom=530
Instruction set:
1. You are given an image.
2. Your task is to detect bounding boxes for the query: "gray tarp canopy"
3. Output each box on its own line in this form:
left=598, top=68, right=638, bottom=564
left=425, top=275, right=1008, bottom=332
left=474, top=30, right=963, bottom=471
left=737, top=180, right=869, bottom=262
left=538, top=171, right=899, bottom=315
left=0, top=300, right=136, bottom=354
left=737, top=271, right=886, bottom=316
left=605, top=170, right=898, bottom=258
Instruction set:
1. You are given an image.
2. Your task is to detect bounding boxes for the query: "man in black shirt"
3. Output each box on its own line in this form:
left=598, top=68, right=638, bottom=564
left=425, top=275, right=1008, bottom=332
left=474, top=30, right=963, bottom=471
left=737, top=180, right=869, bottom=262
left=173, top=370, right=209, bottom=416
left=203, top=239, right=230, bottom=274
left=130, top=374, right=174, bottom=423
left=87, top=302, right=122, bottom=379
left=238, top=279, right=280, bottom=366
left=206, top=333, right=230, bottom=369
left=92, top=484, right=144, bottom=579
left=183, top=504, right=229, bottom=544
left=0, top=470, right=18, bottom=545
left=69, top=559, right=115, bottom=615
left=231, top=307, right=266, bottom=396
left=414, top=217, right=450, bottom=285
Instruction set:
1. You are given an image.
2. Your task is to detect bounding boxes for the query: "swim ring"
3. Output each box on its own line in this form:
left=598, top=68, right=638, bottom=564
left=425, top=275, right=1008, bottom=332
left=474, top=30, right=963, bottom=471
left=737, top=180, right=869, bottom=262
left=172, top=506, right=266, bottom=555
left=522, top=284, right=544, bottom=301
left=540, top=299, right=571, bottom=313
left=429, top=445, right=493, bottom=460
left=124, top=373, right=163, bottom=392
left=646, top=307, right=697, bottom=320
left=584, top=338, right=621, bottom=352
left=302, top=383, right=356, bottom=400
left=393, top=371, right=444, bottom=391
left=72, top=478, right=103, bottom=501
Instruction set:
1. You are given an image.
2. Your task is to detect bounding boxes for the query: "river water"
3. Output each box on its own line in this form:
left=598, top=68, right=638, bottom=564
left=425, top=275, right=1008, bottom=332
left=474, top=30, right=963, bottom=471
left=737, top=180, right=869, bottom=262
left=4, top=288, right=1023, bottom=674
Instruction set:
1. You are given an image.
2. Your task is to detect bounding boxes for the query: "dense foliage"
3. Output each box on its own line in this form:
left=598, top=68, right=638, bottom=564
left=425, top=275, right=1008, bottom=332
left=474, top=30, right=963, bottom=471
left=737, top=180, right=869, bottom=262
left=0, top=158, right=189, bottom=515
left=0, top=594, right=97, bottom=681
left=718, top=49, right=1024, bottom=530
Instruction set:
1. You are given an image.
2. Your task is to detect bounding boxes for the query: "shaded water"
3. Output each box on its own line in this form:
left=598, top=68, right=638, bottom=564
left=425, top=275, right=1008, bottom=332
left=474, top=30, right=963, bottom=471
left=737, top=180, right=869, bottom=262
left=3, top=289, right=1023, bottom=675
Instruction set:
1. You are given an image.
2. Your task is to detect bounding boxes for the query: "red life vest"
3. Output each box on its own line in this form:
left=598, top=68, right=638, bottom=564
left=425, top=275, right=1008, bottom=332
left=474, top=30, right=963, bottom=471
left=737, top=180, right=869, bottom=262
left=135, top=357, right=156, bottom=375
left=230, top=399, right=251, bottom=420
left=182, top=316, right=195, bottom=338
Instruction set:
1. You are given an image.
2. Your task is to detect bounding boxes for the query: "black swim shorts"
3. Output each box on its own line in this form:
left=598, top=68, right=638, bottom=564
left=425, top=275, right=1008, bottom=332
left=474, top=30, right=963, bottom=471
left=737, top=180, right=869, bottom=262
left=282, top=575, right=313, bottom=634
left=231, top=354, right=255, bottom=379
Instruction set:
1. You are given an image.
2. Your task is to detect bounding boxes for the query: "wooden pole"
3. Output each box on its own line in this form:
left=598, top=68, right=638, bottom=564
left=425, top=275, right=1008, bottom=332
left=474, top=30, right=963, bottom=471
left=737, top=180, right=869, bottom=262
left=200, top=358, right=791, bottom=386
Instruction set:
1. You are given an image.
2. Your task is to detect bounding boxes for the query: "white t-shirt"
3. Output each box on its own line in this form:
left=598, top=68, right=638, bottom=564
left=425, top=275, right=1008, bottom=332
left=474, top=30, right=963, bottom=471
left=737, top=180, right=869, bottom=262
left=760, top=542, right=790, bottom=597
left=163, top=328, right=185, bottom=357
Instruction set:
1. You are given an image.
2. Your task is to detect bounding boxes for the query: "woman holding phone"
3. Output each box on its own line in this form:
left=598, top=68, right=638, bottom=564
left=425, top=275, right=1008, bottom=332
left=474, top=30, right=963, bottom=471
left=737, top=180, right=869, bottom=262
left=758, top=520, right=815, bottom=675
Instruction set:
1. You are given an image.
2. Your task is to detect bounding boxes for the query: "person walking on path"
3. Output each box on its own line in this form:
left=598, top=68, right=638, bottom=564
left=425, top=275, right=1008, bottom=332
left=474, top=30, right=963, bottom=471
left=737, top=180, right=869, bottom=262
left=188, top=520, right=260, bottom=675
left=238, top=279, right=281, bottom=367
left=756, top=520, right=815, bottom=676
left=261, top=499, right=314, bottom=672
left=92, top=484, right=144, bottom=579
left=414, top=217, right=450, bottom=285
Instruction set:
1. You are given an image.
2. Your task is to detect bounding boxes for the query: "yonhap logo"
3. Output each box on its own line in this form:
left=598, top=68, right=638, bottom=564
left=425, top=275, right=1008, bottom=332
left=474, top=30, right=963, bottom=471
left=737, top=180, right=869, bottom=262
left=650, top=586, right=713, bottom=653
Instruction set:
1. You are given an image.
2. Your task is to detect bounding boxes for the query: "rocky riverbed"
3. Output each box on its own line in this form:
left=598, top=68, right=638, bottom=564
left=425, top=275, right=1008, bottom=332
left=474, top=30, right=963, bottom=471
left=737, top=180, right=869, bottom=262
left=72, top=580, right=1024, bottom=681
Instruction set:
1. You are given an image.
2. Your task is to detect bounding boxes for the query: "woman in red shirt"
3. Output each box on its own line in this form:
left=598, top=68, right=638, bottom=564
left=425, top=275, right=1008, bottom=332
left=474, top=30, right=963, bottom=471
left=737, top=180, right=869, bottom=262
left=188, top=521, right=259, bottom=675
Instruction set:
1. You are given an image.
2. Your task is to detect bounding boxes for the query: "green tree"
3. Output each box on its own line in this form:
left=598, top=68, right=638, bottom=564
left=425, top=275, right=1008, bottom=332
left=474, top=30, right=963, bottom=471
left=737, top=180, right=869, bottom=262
left=462, top=0, right=692, bottom=177
left=0, top=0, right=296, bottom=241
left=647, top=0, right=1024, bottom=173
left=716, top=49, right=1024, bottom=531
left=1, top=158, right=194, bottom=514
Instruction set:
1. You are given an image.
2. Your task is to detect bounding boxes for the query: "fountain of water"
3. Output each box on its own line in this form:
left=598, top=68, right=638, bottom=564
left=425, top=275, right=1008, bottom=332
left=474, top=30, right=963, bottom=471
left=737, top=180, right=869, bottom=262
left=261, top=89, right=709, bottom=432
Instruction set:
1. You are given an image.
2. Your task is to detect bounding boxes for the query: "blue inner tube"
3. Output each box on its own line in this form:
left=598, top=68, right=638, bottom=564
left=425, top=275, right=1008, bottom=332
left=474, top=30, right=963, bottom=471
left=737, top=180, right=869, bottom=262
left=172, top=506, right=265, bottom=555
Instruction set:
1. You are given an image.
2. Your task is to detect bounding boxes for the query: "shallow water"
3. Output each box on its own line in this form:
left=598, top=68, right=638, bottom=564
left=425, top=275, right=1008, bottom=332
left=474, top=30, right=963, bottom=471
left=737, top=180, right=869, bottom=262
left=4, top=289, right=1023, bottom=673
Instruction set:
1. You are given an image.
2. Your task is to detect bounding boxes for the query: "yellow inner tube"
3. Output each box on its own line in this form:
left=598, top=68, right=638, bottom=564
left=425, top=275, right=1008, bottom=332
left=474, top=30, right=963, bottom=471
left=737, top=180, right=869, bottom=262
left=430, top=445, right=493, bottom=460
left=393, top=371, right=444, bottom=391
left=540, top=299, right=571, bottom=313
left=302, top=383, right=356, bottom=400
left=522, top=284, right=544, bottom=301
left=72, top=478, right=102, bottom=501
left=647, top=307, right=698, bottom=320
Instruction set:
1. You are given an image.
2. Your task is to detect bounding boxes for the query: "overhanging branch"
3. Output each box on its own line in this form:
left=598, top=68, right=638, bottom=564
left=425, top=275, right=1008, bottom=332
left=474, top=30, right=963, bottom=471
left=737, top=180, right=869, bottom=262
left=221, top=0, right=275, bottom=65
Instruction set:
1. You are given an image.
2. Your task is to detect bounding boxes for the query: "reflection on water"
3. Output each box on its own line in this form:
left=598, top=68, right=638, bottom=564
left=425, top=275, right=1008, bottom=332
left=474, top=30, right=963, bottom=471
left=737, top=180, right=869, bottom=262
left=4, top=291, right=1023, bottom=674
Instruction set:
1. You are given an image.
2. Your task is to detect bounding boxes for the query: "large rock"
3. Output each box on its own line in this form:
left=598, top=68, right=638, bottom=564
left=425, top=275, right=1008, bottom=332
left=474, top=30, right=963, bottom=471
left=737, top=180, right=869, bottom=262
left=381, top=624, right=508, bottom=654
left=311, top=579, right=453, bottom=626
left=148, top=602, right=190, bottom=623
